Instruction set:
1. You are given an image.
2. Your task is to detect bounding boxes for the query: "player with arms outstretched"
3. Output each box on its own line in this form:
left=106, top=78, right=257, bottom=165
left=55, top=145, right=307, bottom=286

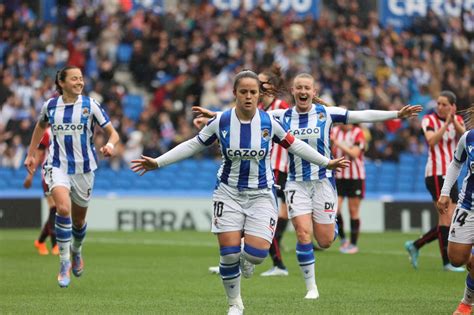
left=131, top=70, right=349, bottom=315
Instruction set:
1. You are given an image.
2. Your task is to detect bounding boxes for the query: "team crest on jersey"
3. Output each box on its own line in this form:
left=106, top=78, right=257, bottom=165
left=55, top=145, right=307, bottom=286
left=262, top=129, right=270, bottom=141
left=82, top=107, right=90, bottom=118
left=318, top=112, right=326, bottom=122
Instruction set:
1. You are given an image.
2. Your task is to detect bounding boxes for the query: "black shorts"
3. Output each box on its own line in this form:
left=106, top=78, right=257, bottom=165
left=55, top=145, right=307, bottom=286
left=336, top=179, right=365, bottom=198
left=274, top=170, right=287, bottom=202
left=425, top=176, right=458, bottom=202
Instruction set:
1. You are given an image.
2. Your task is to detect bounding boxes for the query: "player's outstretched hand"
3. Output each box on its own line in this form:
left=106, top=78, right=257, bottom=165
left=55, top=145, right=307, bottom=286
left=397, top=105, right=423, bottom=119
left=436, top=195, right=450, bottom=214
left=193, top=117, right=209, bottom=129
left=192, top=106, right=216, bottom=119
left=326, top=157, right=350, bottom=170
left=131, top=155, right=159, bottom=176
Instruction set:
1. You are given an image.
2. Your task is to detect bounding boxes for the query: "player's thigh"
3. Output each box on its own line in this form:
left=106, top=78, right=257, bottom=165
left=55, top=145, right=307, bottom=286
left=285, top=181, right=313, bottom=219
left=211, top=184, right=245, bottom=234
left=311, top=178, right=337, bottom=225
left=70, top=172, right=95, bottom=208
left=244, top=189, right=278, bottom=245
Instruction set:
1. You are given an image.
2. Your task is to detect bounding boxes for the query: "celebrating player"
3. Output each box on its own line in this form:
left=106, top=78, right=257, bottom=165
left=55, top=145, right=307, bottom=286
left=437, top=105, right=474, bottom=314
left=131, top=70, right=349, bottom=315
left=193, top=72, right=422, bottom=300
left=405, top=91, right=465, bottom=272
left=24, top=66, right=120, bottom=288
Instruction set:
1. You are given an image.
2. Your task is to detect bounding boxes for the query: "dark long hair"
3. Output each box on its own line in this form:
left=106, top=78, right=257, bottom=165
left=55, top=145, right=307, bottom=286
left=55, top=66, right=80, bottom=95
left=259, top=63, right=287, bottom=97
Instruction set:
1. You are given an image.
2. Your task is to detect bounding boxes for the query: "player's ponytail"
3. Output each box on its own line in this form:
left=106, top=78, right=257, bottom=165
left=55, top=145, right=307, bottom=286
left=55, top=65, right=80, bottom=95
left=461, top=104, right=474, bottom=130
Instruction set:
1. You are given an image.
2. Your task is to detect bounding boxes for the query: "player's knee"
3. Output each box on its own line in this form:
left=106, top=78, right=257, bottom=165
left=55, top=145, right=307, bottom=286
left=316, top=238, right=333, bottom=249
left=295, top=228, right=311, bottom=244
left=55, top=204, right=70, bottom=216
left=242, top=244, right=268, bottom=265
left=448, top=252, right=469, bottom=267
left=220, top=246, right=241, bottom=265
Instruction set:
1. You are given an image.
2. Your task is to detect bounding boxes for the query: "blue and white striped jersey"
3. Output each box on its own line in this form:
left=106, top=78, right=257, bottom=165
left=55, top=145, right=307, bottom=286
left=39, top=95, right=110, bottom=174
left=454, top=130, right=474, bottom=211
left=274, top=104, right=348, bottom=181
left=197, top=108, right=293, bottom=189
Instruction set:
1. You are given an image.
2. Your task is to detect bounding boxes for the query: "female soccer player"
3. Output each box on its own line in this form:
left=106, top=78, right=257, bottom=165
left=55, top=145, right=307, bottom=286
left=193, top=72, right=422, bottom=300
left=332, top=122, right=366, bottom=254
left=131, top=70, right=348, bottom=315
left=24, top=66, right=120, bottom=288
left=405, top=91, right=465, bottom=272
left=437, top=105, right=474, bottom=315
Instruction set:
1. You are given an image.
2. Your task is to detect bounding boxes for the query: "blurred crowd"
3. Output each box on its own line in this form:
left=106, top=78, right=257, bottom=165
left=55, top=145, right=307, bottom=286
left=0, top=0, right=472, bottom=169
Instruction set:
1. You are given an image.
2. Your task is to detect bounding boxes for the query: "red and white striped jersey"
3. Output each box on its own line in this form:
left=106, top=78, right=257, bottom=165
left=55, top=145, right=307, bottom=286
left=259, top=98, right=290, bottom=173
left=332, top=125, right=366, bottom=180
left=422, top=113, right=464, bottom=177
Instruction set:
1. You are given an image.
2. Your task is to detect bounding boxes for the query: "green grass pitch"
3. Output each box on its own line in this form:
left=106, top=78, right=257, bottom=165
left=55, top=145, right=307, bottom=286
left=0, top=230, right=466, bottom=314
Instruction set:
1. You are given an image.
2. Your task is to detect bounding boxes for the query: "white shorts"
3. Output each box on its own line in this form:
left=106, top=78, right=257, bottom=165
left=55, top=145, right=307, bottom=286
left=285, top=178, right=337, bottom=224
left=448, top=208, right=474, bottom=245
left=211, top=182, right=278, bottom=243
left=44, top=166, right=95, bottom=207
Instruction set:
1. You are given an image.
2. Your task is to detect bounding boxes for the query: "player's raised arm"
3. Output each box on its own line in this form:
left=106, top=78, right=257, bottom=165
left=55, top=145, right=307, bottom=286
left=347, top=104, right=422, bottom=124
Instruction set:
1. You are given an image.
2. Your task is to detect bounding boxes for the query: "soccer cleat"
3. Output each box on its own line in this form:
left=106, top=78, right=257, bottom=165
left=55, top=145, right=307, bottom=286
left=453, top=302, right=472, bottom=314
left=240, top=255, right=255, bottom=279
left=227, top=304, right=244, bottom=315
left=304, top=286, right=320, bottom=299
left=51, top=244, right=59, bottom=256
left=340, top=244, right=359, bottom=254
left=404, top=241, right=419, bottom=269
left=208, top=266, right=220, bottom=274
left=260, top=266, right=289, bottom=277
left=34, top=240, right=49, bottom=255
left=72, top=251, right=84, bottom=277
left=339, top=239, right=349, bottom=251
left=57, top=260, right=71, bottom=288
left=444, top=263, right=465, bottom=272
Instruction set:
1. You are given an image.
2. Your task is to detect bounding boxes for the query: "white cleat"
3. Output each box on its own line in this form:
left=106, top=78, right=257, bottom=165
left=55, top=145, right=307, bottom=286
left=260, top=266, right=289, bottom=277
left=304, top=287, right=320, bottom=300
left=208, top=266, right=219, bottom=274
left=227, top=304, right=244, bottom=315
left=240, top=256, right=255, bottom=279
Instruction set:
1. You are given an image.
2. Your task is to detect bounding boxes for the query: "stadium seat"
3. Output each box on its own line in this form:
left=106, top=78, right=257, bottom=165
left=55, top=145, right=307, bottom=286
left=116, top=43, right=133, bottom=64
left=122, top=94, right=144, bottom=122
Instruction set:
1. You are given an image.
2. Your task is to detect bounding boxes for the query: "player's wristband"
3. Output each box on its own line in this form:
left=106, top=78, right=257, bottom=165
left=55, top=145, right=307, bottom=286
left=106, top=142, right=115, bottom=150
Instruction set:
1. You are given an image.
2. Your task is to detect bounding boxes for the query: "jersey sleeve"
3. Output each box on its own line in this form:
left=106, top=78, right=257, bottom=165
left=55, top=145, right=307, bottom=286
left=38, top=101, right=50, bottom=124
left=267, top=109, right=286, bottom=120
left=271, top=116, right=294, bottom=148
left=196, top=113, right=219, bottom=146
left=91, top=98, right=111, bottom=127
left=456, top=114, right=465, bottom=125
left=454, top=131, right=468, bottom=163
left=327, top=106, right=348, bottom=124
left=421, top=116, right=434, bottom=133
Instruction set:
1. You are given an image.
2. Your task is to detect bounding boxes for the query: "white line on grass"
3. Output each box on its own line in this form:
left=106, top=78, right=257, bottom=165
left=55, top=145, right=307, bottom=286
left=0, top=235, right=440, bottom=257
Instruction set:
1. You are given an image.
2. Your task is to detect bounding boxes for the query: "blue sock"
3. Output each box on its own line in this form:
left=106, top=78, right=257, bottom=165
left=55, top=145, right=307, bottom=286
left=55, top=214, right=72, bottom=261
